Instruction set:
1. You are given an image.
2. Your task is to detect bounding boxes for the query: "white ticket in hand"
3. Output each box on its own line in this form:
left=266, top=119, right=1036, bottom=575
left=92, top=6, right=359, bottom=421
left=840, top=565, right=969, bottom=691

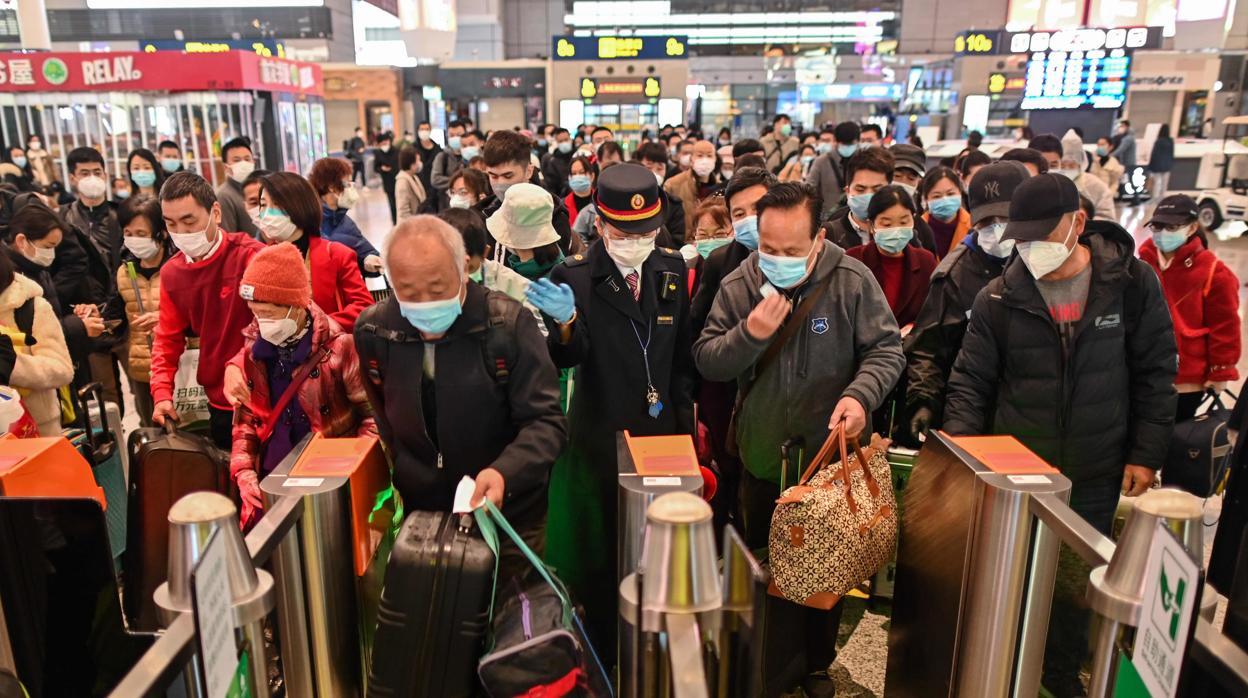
left=452, top=475, right=480, bottom=514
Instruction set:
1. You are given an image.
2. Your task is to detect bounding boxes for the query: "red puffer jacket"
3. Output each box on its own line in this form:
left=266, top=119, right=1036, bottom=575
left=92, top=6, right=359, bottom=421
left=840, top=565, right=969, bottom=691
left=1139, top=235, right=1241, bottom=385
left=230, top=303, right=377, bottom=480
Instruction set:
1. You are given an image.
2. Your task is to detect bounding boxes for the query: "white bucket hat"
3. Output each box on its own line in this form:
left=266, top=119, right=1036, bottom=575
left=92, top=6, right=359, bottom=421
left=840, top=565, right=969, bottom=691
left=487, top=183, right=559, bottom=250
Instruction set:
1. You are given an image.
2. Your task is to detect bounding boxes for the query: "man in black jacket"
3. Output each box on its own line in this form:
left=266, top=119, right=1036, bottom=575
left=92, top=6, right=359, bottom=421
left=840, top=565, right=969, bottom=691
left=902, top=161, right=1029, bottom=444
left=478, top=130, right=583, bottom=257
left=373, top=132, right=399, bottom=224
left=354, top=215, right=566, bottom=584
left=943, top=173, right=1176, bottom=695
left=541, top=127, right=575, bottom=198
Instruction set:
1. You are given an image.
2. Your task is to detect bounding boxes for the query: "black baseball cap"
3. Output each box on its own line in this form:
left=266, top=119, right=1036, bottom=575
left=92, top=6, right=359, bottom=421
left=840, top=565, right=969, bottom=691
left=1145, top=194, right=1198, bottom=228
left=890, top=144, right=926, bottom=177
left=1002, top=173, right=1081, bottom=242
left=967, top=161, right=1029, bottom=226
left=594, top=163, right=664, bottom=234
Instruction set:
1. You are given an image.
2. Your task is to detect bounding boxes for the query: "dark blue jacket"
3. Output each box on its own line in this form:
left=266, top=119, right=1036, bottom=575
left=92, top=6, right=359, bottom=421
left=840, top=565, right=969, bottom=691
left=320, top=204, right=380, bottom=272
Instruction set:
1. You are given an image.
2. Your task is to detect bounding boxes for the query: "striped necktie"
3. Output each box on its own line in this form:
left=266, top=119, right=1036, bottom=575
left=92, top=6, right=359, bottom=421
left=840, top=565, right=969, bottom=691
left=625, top=270, right=640, bottom=301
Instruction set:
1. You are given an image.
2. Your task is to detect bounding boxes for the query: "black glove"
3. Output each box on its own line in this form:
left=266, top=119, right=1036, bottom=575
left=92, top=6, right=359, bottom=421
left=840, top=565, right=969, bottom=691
left=901, top=406, right=933, bottom=448
left=0, top=334, right=15, bottom=386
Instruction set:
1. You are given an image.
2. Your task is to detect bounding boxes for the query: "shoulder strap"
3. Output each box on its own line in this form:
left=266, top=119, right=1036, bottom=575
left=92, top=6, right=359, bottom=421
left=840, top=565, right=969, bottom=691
left=13, top=297, right=35, bottom=346
left=257, top=344, right=333, bottom=443
left=483, top=294, right=519, bottom=385
left=1203, top=259, right=1220, bottom=298
left=741, top=274, right=835, bottom=402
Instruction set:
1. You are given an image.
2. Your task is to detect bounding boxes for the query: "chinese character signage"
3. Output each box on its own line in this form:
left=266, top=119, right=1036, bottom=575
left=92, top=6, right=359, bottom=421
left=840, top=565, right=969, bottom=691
left=1131, top=523, right=1200, bottom=698
left=553, top=35, right=688, bottom=61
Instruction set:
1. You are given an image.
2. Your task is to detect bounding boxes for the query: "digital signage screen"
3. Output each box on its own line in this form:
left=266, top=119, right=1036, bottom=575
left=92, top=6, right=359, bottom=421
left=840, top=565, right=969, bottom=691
left=1020, top=48, right=1131, bottom=110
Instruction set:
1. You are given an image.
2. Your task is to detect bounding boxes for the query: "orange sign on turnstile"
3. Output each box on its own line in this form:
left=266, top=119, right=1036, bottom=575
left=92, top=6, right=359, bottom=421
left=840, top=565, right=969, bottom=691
left=0, top=434, right=106, bottom=507
left=623, top=430, right=699, bottom=476
left=946, top=434, right=1060, bottom=475
left=290, top=433, right=391, bottom=577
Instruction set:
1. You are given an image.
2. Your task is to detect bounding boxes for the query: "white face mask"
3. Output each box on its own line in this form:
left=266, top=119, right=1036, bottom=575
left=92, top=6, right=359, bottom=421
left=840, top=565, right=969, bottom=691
left=692, top=157, right=716, bottom=177
left=1017, top=219, right=1076, bottom=279
left=247, top=206, right=263, bottom=230
left=380, top=144, right=392, bottom=153
left=653, top=171, right=665, bottom=186
left=604, top=233, right=657, bottom=269
left=449, top=194, right=472, bottom=209
left=23, top=242, right=55, bottom=267
left=721, top=168, right=734, bottom=180
left=258, top=209, right=299, bottom=242
left=678, top=154, right=692, bottom=168
left=123, top=236, right=160, bottom=260
left=337, top=184, right=359, bottom=210
left=257, top=307, right=300, bottom=346
left=170, top=210, right=217, bottom=260
left=76, top=175, right=107, bottom=200
left=976, top=222, right=1014, bottom=259
left=418, top=129, right=431, bottom=140
left=230, top=159, right=255, bottom=184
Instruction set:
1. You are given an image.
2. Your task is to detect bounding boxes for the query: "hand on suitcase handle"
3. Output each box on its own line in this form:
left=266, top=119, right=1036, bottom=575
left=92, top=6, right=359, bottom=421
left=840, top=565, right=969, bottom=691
left=152, top=400, right=180, bottom=427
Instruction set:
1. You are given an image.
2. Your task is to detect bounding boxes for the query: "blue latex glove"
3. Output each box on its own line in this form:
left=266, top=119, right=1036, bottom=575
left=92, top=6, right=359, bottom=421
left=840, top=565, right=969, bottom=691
left=525, top=279, right=576, bottom=323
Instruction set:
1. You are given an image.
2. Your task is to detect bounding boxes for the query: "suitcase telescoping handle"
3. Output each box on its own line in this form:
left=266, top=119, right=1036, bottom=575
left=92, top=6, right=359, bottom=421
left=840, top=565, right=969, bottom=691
left=779, top=436, right=805, bottom=492
left=76, top=382, right=116, bottom=460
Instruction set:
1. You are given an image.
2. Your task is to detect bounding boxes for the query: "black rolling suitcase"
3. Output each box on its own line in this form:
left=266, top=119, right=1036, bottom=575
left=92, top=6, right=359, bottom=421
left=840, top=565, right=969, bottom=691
left=368, top=510, right=495, bottom=698
left=121, top=423, right=230, bottom=631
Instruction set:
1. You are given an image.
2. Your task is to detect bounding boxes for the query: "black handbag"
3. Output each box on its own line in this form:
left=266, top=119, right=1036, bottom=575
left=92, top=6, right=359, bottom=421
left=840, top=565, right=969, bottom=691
left=1165, top=390, right=1236, bottom=497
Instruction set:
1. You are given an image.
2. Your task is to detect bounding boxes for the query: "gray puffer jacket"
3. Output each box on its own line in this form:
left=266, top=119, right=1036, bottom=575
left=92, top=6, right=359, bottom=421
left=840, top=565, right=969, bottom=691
left=693, top=240, right=905, bottom=484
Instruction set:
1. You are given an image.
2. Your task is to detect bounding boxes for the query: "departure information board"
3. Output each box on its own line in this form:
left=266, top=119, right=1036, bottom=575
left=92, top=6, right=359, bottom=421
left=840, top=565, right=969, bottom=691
left=1020, top=48, right=1131, bottom=110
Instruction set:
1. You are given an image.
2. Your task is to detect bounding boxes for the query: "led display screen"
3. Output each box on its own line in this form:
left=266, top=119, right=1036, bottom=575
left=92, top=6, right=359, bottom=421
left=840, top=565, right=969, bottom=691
left=1020, top=48, right=1131, bottom=110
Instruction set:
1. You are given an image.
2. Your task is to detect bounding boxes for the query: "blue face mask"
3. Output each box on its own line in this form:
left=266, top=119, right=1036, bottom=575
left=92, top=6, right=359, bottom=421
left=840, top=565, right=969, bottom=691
left=837, top=144, right=858, bottom=158
left=132, top=170, right=157, bottom=188
left=696, top=238, right=731, bottom=258
left=928, top=195, right=962, bottom=221
left=461, top=145, right=480, bottom=161
left=568, top=174, right=592, bottom=194
left=848, top=192, right=873, bottom=220
left=399, top=288, right=463, bottom=335
left=800, top=155, right=814, bottom=167
left=1096, top=146, right=1108, bottom=157
left=779, top=124, right=793, bottom=138
left=161, top=158, right=181, bottom=173
left=732, top=215, right=759, bottom=250
left=1154, top=229, right=1189, bottom=253
left=537, top=139, right=548, bottom=148
left=816, top=142, right=832, bottom=155
left=557, top=141, right=573, bottom=154
left=873, top=227, right=914, bottom=255
left=448, top=136, right=462, bottom=151
left=12, top=156, right=26, bottom=169
left=758, top=247, right=814, bottom=289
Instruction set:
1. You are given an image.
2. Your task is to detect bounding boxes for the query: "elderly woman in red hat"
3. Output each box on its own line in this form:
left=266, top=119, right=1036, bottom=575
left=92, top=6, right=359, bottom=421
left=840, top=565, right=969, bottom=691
left=229, top=242, right=377, bottom=528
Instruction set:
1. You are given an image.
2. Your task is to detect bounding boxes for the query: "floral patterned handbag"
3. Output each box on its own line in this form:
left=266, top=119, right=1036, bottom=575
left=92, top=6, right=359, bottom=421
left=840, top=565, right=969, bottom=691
left=768, top=423, right=899, bottom=609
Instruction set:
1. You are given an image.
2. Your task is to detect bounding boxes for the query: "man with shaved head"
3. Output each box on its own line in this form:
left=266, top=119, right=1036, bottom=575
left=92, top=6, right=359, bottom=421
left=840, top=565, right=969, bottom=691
left=354, top=215, right=566, bottom=582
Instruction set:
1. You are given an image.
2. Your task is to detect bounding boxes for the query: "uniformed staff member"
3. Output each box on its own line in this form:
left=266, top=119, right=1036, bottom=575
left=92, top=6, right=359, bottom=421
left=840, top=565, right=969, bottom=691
left=524, top=163, right=696, bottom=658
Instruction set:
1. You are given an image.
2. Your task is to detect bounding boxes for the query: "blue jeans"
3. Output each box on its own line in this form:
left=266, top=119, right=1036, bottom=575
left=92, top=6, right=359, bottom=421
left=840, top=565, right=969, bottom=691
left=1043, top=474, right=1121, bottom=696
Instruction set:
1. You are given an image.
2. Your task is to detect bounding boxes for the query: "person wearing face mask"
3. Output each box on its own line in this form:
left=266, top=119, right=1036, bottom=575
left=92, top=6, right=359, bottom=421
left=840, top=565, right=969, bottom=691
left=823, top=147, right=937, bottom=254
left=107, top=194, right=174, bottom=426
left=805, top=122, right=860, bottom=218
left=227, top=242, right=377, bottom=528
left=3, top=146, right=35, bottom=193
left=215, top=137, right=259, bottom=238
left=717, top=144, right=735, bottom=181
left=25, top=134, right=57, bottom=188
left=6, top=200, right=68, bottom=316
left=943, top=173, right=1177, bottom=697
left=541, top=127, right=576, bottom=198
left=487, top=183, right=568, bottom=283
left=1091, top=135, right=1125, bottom=192
left=395, top=145, right=427, bottom=220
left=372, top=132, right=400, bottom=224
left=846, top=185, right=937, bottom=328
left=903, top=161, right=1028, bottom=447
left=664, top=139, right=724, bottom=236
left=562, top=155, right=597, bottom=228
left=1137, top=195, right=1240, bottom=421
left=694, top=182, right=904, bottom=696
left=127, top=148, right=165, bottom=199
left=439, top=207, right=531, bottom=307
left=918, top=166, right=970, bottom=259
left=150, top=172, right=265, bottom=448
left=480, top=130, right=581, bottom=257
left=157, top=140, right=186, bottom=177
left=633, top=143, right=688, bottom=246
left=717, top=126, right=732, bottom=147
left=760, top=113, right=799, bottom=172
left=529, top=163, right=695, bottom=660
left=430, top=120, right=468, bottom=200
left=354, top=215, right=565, bottom=586
left=673, top=139, right=695, bottom=174
left=0, top=244, right=73, bottom=437
left=413, top=121, right=442, bottom=199
left=59, top=147, right=122, bottom=269
left=446, top=169, right=490, bottom=213
left=779, top=144, right=816, bottom=182
left=346, top=127, right=367, bottom=187
left=241, top=168, right=270, bottom=232
left=1030, top=132, right=1115, bottom=221
left=308, top=157, right=383, bottom=276
left=889, top=143, right=927, bottom=202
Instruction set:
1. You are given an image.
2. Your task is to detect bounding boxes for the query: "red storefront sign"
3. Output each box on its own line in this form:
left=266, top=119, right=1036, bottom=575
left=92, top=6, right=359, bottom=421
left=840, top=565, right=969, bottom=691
left=0, top=50, right=323, bottom=96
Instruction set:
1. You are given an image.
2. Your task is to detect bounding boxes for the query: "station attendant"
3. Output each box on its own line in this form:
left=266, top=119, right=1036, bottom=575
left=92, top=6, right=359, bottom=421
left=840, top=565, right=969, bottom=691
left=1137, top=194, right=1240, bottom=421
left=526, top=163, right=696, bottom=657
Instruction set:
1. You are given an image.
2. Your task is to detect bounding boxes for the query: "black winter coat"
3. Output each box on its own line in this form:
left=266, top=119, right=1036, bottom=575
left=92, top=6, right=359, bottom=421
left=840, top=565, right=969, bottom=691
left=354, top=284, right=567, bottom=524
left=904, top=236, right=1006, bottom=422
left=944, top=222, right=1177, bottom=484
left=541, top=150, right=574, bottom=198
left=823, top=205, right=937, bottom=254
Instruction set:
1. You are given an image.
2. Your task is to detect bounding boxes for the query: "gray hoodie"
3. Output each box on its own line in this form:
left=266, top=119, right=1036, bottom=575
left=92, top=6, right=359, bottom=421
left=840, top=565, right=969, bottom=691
left=694, top=240, right=905, bottom=484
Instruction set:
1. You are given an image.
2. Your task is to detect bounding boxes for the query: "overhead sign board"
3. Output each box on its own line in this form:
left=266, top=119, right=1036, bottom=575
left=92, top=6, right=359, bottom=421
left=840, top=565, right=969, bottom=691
left=954, top=30, right=1002, bottom=55
left=799, top=83, right=903, bottom=102
left=580, top=77, right=662, bottom=103
left=142, top=39, right=287, bottom=58
left=1007, top=26, right=1163, bottom=53
left=1021, top=48, right=1131, bottom=110
left=553, top=35, right=688, bottom=61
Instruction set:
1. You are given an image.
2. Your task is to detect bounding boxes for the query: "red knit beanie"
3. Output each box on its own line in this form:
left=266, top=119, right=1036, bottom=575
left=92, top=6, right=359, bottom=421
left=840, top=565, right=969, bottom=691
left=239, top=242, right=310, bottom=308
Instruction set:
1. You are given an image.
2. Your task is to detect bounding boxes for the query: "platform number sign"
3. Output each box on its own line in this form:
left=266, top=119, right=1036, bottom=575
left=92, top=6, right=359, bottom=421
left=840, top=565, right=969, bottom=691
left=1130, top=523, right=1199, bottom=698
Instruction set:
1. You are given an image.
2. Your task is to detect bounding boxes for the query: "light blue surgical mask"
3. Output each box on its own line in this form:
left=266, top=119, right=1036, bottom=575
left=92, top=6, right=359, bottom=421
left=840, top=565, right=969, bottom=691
left=779, top=124, right=793, bottom=138
left=758, top=246, right=814, bottom=289
left=557, top=141, right=573, bottom=154
left=537, top=139, right=548, bottom=149
left=800, top=155, right=814, bottom=167
left=732, top=215, right=759, bottom=250
left=448, top=136, right=462, bottom=151
left=837, top=144, right=858, bottom=158
left=873, top=227, right=913, bottom=255
left=399, top=288, right=464, bottom=335
left=1154, top=230, right=1189, bottom=253
left=696, top=238, right=731, bottom=258
left=1095, top=146, right=1108, bottom=157
left=928, top=195, right=962, bottom=221
left=816, top=142, right=832, bottom=155
left=461, top=145, right=480, bottom=161
left=12, top=156, right=26, bottom=169
left=848, top=192, right=873, bottom=220
left=132, top=170, right=157, bottom=188
left=160, top=158, right=181, bottom=173
left=470, top=267, right=484, bottom=283
left=568, top=175, right=592, bottom=195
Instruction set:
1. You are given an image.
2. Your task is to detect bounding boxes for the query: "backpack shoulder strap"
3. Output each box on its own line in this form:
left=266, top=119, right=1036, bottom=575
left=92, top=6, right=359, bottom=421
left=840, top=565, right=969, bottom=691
left=13, top=297, right=36, bottom=347
left=483, top=293, right=520, bottom=386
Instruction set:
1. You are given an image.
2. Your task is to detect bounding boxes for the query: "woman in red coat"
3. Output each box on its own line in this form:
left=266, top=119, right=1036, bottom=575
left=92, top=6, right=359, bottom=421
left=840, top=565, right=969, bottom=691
left=1138, top=194, right=1241, bottom=421
left=255, top=172, right=373, bottom=331
left=845, top=184, right=938, bottom=329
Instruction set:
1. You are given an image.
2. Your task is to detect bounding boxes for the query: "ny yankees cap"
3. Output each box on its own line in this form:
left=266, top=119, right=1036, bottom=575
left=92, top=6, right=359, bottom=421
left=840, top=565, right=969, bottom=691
left=967, top=160, right=1030, bottom=227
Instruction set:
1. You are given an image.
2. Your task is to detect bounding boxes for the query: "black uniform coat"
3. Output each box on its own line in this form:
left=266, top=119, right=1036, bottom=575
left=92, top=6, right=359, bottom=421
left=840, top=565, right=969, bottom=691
left=542, top=238, right=695, bottom=651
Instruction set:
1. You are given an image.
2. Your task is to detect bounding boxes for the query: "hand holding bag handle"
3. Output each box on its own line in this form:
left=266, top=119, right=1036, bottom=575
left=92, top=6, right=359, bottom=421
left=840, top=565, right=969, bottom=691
left=781, top=422, right=884, bottom=514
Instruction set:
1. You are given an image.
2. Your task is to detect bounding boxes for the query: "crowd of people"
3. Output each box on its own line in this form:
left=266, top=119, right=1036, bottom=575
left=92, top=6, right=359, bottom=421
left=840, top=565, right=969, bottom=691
left=0, top=113, right=1237, bottom=696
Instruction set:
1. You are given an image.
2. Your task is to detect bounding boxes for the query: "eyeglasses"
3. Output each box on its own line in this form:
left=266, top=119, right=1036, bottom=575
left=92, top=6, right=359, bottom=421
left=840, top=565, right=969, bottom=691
left=696, top=228, right=732, bottom=240
left=1146, top=222, right=1189, bottom=234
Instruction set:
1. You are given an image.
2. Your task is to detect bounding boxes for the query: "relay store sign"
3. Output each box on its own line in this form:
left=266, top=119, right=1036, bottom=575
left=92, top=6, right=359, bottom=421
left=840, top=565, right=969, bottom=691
left=0, top=51, right=323, bottom=96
